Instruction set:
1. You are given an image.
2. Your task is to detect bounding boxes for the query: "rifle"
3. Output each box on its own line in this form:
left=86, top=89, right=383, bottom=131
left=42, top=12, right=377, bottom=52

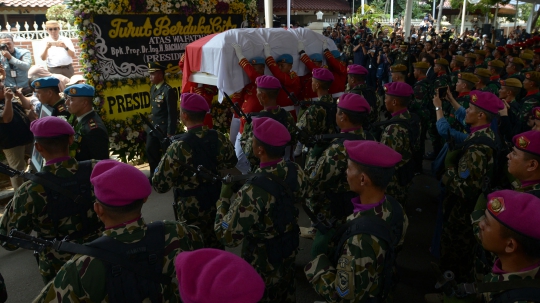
left=293, top=125, right=318, bottom=147
left=139, top=113, right=171, bottom=150
left=280, top=84, right=300, bottom=106
left=0, top=230, right=54, bottom=253
left=223, top=91, right=252, bottom=124
left=300, top=204, right=335, bottom=235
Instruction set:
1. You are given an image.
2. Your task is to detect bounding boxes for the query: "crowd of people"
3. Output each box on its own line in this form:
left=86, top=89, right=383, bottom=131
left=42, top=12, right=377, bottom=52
left=0, top=17, right=539, bottom=303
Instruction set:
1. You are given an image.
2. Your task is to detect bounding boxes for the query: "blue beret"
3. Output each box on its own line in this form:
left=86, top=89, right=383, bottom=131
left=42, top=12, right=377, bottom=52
left=276, top=54, right=293, bottom=64
left=309, top=53, right=323, bottom=62
left=32, top=76, right=60, bottom=89
left=330, top=50, right=341, bottom=58
left=249, top=57, right=265, bottom=65
left=64, top=84, right=95, bottom=97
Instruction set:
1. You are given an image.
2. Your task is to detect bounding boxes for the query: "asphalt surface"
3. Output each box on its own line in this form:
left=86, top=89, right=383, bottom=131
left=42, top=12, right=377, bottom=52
left=0, top=160, right=442, bottom=302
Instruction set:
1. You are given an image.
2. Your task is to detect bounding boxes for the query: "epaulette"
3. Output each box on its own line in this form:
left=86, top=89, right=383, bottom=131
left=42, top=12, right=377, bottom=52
left=57, top=104, right=66, bottom=112
left=88, top=118, right=98, bottom=130
left=289, top=71, right=297, bottom=79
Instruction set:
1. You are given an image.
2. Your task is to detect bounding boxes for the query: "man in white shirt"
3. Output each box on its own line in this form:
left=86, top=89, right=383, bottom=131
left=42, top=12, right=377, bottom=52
left=40, top=20, right=76, bottom=78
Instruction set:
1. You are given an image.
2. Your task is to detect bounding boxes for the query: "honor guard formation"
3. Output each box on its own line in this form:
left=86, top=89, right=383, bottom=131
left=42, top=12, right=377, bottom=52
left=1, top=21, right=540, bottom=303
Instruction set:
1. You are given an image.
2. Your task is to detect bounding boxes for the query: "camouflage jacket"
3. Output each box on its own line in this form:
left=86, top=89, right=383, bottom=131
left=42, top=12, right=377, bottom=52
left=152, top=125, right=236, bottom=220
left=0, top=158, right=103, bottom=284
left=483, top=81, right=500, bottom=96
left=434, top=73, right=451, bottom=90
left=304, top=197, right=409, bottom=303
left=346, top=84, right=379, bottom=124
left=443, top=126, right=495, bottom=201
left=308, top=128, right=367, bottom=221
left=464, top=66, right=475, bottom=73
left=482, top=260, right=540, bottom=303
left=297, top=94, right=337, bottom=139
left=240, top=107, right=297, bottom=169
left=32, top=218, right=204, bottom=303
left=444, top=93, right=470, bottom=132
left=518, top=92, right=540, bottom=133
left=412, top=77, right=433, bottom=121
left=450, top=69, right=462, bottom=88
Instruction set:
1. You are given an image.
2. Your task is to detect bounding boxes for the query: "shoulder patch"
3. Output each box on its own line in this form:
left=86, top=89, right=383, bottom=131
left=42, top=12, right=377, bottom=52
left=335, top=255, right=355, bottom=299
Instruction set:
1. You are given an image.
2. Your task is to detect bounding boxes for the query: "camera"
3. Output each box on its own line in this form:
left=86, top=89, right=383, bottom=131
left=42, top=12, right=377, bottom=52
left=0, top=44, right=7, bottom=51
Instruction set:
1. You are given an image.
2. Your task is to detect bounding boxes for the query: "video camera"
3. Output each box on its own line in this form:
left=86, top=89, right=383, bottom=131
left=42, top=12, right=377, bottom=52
left=0, top=44, right=7, bottom=51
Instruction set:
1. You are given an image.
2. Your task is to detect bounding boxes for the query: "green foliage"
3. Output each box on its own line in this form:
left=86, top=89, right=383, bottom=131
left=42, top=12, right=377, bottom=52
left=413, top=1, right=430, bottom=19
left=46, top=4, right=75, bottom=25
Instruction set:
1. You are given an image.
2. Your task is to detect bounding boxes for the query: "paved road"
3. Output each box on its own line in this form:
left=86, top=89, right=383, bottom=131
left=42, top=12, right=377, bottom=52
left=0, top=164, right=441, bottom=302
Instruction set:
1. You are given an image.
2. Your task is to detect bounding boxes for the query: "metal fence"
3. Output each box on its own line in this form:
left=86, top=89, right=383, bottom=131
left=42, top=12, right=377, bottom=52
left=2, top=21, right=78, bottom=40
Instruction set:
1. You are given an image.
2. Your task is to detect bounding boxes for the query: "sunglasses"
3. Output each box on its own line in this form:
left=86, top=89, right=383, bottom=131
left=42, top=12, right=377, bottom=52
left=47, top=27, right=59, bottom=31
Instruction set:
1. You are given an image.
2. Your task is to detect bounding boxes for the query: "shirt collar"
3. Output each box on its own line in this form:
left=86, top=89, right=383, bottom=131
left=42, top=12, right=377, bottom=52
left=458, top=91, right=470, bottom=98
left=391, top=108, right=407, bottom=117
left=352, top=195, right=386, bottom=214
left=470, top=123, right=490, bottom=134
left=77, top=110, right=94, bottom=122
left=45, top=156, right=71, bottom=166
left=260, top=158, right=283, bottom=169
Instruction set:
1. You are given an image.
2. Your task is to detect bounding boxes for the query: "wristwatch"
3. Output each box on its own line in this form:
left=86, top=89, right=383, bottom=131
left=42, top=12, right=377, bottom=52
left=64, top=47, right=69, bottom=51
left=435, top=107, right=441, bottom=111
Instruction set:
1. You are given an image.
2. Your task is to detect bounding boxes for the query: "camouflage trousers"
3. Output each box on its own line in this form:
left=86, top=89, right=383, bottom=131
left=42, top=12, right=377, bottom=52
left=177, top=196, right=224, bottom=249
left=440, top=194, right=476, bottom=283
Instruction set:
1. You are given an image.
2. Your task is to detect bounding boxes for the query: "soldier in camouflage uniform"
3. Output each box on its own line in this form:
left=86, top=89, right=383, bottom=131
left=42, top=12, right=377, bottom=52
left=304, top=140, right=408, bottom=303
left=474, top=50, right=488, bottom=69
left=240, top=75, right=297, bottom=171
left=345, top=64, right=378, bottom=125
left=504, top=57, right=525, bottom=82
left=449, top=55, right=465, bottom=88
left=412, top=62, right=433, bottom=172
left=470, top=130, right=540, bottom=285
left=307, top=94, right=371, bottom=244
left=31, top=77, right=70, bottom=119
left=443, top=73, right=477, bottom=133
left=425, top=58, right=451, bottom=159
left=474, top=68, right=500, bottom=95
left=297, top=68, right=337, bottom=175
left=520, top=52, right=534, bottom=73
left=487, top=59, right=504, bottom=88
left=463, top=53, right=476, bottom=73
left=379, top=82, right=416, bottom=205
left=0, top=116, right=103, bottom=284
left=215, top=117, right=309, bottom=303
left=391, top=42, right=415, bottom=84
left=516, top=71, right=540, bottom=134
left=390, top=64, right=407, bottom=83
left=498, top=78, right=524, bottom=142
left=440, top=91, right=503, bottom=283
left=33, top=160, right=204, bottom=303
left=153, top=93, right=236, bottom=249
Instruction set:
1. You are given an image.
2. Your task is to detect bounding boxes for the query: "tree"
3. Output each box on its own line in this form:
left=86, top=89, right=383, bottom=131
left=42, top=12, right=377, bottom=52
left=46, top=4, right=75, bottom=26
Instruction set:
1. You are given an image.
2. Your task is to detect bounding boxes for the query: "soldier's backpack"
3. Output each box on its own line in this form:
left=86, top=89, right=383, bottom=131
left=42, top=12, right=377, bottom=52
left=249, top=108, right=290, bottom=131
left=35, top=160, right=101, bottom=240
left=57, top=221, right=168, bottom=303
left=308, top=99, right=339, bottom=134
left=330, top=195, right=404, bottom=302
left=244, top=161, right=300, bottom=265
left=372, top=113, right=422, bottom=186
left=173, top=130, right=220, bottom=211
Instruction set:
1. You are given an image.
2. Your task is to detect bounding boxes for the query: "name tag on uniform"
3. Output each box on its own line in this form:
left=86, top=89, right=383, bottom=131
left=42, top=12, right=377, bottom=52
left=10, top=70, right=16, bottom=78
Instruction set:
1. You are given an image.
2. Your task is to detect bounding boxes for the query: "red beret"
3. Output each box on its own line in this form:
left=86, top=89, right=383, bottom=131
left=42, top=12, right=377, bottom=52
left=338, top=93, right=370, bottom=113
left=513, top=130, right=540, bottom=157
left=469, top=90, right=504, bottom=114
left=312, top=68, right=334, bottom=82
left=344, top=140, right=402, bottom=168
left=533, top=107, right=540, bottom=120
left=91, top=160, right=152, bottom=207
left=506, top=44, right=514, bottom=49
left=487, top=190, right=540, bottom=240
left=181, top=93, right=209, bottom=112
left=176, top=249, right=265, bottom=303
left=384, top=82, right=414, bottom=98
left=496, top=46, right=506, bottom=53
left=347, top=64, right=368, bottom=75
left=252, top=117, right=290, bottom=147
left=30, top=116, right=74, bottom=137
left=256, top=75, right=281, bottom=89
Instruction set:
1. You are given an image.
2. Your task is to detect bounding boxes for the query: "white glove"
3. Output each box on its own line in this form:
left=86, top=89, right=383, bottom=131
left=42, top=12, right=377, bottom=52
left=232, top=43, right=245, bottom=61
left=323, top=40, right=328, bottom=51
left=264, top=43, right=272, bottom=58
left=298, top=40, right=305, bottom=53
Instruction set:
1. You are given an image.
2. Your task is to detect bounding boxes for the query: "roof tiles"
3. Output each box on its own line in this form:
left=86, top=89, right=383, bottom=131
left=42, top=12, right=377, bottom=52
left=1, top=0, right=64, bottom=8
left=258, top=0, right=351, bottom=13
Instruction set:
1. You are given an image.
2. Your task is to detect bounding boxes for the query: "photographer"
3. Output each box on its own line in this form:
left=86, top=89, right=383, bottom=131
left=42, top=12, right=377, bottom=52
left=353, top=36, right=367, bottom=66
left=0, top=83, right=33, bottom=190
left=0, top=34, right=31, bottom=93
left=40, top=21, right=76, bottom=78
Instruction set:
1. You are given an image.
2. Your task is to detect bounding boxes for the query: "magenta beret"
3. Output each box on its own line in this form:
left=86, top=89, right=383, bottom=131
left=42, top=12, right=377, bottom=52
left=347, top=64, right=368, bottom=75
left=181, top=93, right=209, bottom=112
left=344, top=140, right=402, bottom=168
left=255, top=75, right=281, bottom=89
left=312, top=68, right=334, bottom=82
left=487, top=190, right=540, bottom=240
left=30, top=116, right=75, bottom=137
left=338, top=93, right=370, bottom=113
left=513, top=130, right=540, bottom=157
left=384, top=82, right=414, bottom=98
left=175, top=248, right=265, bottom=303
left=469, top=90, right=504, bottom=114
left=90, top=160, right=151, bottom=207
left=252, top=117, right=290, bottom=147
